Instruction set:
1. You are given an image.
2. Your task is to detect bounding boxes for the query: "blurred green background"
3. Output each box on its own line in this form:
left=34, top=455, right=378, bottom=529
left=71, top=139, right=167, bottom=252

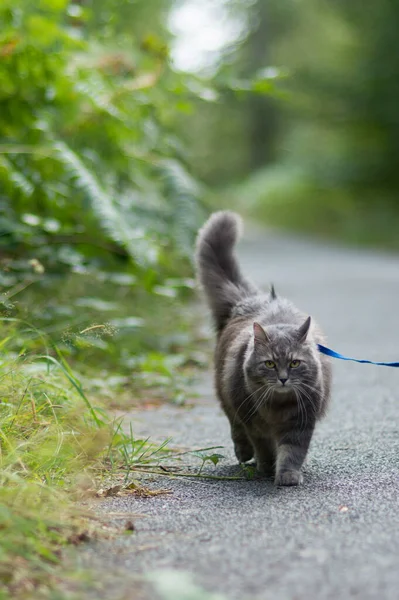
left=1, top=0, right=399, bottom=384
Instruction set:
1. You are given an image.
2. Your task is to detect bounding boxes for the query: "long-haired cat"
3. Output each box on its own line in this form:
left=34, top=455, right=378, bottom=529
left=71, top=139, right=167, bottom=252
left=195, top=211, right=331, bottom=486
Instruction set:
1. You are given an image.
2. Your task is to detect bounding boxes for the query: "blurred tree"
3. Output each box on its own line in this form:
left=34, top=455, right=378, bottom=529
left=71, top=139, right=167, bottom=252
left=176, top=0, right=290, bottom=185
left=179, top=0, right=399, bottom=220
left=331, top=0, right=399, bottom=197
left=246, top=0, right=276, bottom=168
left=84, top=0, right=171, bottom=39
left=238, top=0, right=293, bottom=169
left=253, top=0, right=399, bottom=207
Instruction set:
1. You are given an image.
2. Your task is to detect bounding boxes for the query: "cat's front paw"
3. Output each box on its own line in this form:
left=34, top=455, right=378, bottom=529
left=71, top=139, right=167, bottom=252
left=256, top=461, right=274, bottom=477
left=274, top=470, right=303, bottom=486
left=234, top=442, right=254, bottom=463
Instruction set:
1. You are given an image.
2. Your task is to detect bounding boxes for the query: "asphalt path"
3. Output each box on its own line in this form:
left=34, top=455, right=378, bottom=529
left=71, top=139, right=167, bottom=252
left=80, top=226, right=399, bottom=600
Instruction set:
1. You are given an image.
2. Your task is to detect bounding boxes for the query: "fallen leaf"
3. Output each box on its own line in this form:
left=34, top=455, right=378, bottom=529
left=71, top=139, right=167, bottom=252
left=105, top=485, right=122, bottom=497
left=124, top=482, right=172, bottom=497
left=125, top=521, right=135, bottom=532
left=68, top=531, right=90, bottom=545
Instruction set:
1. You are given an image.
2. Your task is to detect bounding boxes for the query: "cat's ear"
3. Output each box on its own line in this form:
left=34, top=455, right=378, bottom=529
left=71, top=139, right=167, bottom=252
left=253, top=322, right=269, bottom=346
left=296, top=316, right=311, bottom=343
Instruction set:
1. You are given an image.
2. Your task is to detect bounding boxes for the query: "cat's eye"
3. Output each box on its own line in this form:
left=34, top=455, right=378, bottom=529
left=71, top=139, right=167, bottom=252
left=290, top=360, right=301, bottom=368
left=265, top=360, right=276, bottom=369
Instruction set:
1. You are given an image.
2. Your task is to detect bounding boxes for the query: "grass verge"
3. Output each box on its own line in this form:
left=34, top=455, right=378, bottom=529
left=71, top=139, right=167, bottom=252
left=3, top=271, right=210, bottom=410
left=0, top=318, right=170, bottom=599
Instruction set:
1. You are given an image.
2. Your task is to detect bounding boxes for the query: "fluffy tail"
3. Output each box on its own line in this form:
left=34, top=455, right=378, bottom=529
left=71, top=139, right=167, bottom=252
left=195, top=211, right=255, bottom=331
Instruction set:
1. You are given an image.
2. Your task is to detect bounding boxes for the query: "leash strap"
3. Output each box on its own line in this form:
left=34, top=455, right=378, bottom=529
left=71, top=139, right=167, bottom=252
left=318, top=344, right=399, bottom=368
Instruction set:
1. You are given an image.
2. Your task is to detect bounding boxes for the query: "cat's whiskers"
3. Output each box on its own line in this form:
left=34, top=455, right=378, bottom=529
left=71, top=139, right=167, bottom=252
left=299, top=381, right=320, bottom=394
left=247, top=383, right=277, bottom=423
left=293, top=387, right=306, bottom=432
left=232, top=383, right=268, bottom=426
left=242, top=384, right=273, bottom=424
left=294, top=384, right=318, bottom=417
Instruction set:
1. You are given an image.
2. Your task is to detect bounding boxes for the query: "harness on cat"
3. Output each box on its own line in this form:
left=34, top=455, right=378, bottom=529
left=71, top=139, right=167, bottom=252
left=318, top=344, right=399, bottom=368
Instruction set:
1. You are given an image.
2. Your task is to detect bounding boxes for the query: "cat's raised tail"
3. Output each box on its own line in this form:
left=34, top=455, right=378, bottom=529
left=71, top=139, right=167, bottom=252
left=195, top=211, right=256, bottom=331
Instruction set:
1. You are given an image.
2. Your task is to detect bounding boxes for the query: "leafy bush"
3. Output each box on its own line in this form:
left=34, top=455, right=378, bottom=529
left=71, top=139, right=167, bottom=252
left=0, top=0, right=204, bottom=281
left=0, top=0, right=211, bottom=392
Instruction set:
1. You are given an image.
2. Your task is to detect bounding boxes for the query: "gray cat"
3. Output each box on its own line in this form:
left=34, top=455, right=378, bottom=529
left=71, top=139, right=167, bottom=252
left=195, top=211, right=331, bottom=486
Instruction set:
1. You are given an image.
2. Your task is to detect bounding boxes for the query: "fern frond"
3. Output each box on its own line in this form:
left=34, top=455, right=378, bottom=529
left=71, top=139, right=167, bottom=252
left=157, top=158, right=204, bottom=256
left=0, top=156, right=34, bottom=199
left=52, top=141, right=157, bottom=266
left=74, top=75, right=123, bottom=121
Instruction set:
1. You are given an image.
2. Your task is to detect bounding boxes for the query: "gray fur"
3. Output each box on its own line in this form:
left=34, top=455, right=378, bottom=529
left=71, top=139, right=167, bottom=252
left=195, top=211, right=257, bottom=331
left=195, top=211, right=332, bottom=486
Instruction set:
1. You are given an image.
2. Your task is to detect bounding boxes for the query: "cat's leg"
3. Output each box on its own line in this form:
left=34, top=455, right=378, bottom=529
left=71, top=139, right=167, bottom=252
left=274, top=425, right=315, bottom=486
left=219, top=391, right=254, bottom=462
left=231, top=422, right=254, bottom=463
left=221, top=399, right=254, bottom=463
left=247, top=430, right=275, bottom=475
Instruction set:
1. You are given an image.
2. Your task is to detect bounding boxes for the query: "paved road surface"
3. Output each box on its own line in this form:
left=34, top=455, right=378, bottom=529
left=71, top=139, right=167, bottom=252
left=80, top=226, right=399, bottom=600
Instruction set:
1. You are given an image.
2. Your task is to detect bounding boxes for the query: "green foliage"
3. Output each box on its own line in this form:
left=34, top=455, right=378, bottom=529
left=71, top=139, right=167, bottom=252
left=217, top=165, right=399, bottom=250
left=0, top=320, right=170, bottom=598
left=0, top=1, right=213, bottom=597
left=0, top=0, right=204, bottom=282
left=237, top=0, right=399, bottom=236
left=0, top=325, right=98, bottom=596
left=186, top=0, right=399, bottom=243
left=175, top=0, right=287, bottom=185
left=0, top=0, right=210, bottom=410
left=2, top=269, right=205, bottom=408
left=276, top=0, right=399, bottom=198
left=190, top=447, right=225, bottom=474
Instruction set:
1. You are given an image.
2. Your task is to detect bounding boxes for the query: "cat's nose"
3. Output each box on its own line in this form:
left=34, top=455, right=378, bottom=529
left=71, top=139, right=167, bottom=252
left=279, top=378, right=288, bottom=385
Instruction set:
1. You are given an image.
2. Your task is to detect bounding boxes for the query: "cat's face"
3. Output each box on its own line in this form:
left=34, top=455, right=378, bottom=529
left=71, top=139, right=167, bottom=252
left=244, top=318, right=320, bottom=397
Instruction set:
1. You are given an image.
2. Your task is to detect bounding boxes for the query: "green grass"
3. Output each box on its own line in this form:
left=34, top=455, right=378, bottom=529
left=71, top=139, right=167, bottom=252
left=214, top=165, right=399, bottom=251
left=0, top=319, right=172, bottom=599
left=2, top=270, right=208, bottom=409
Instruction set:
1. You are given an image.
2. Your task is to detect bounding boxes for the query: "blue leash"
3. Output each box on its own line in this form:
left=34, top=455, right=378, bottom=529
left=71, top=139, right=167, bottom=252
left=318, top=344, right=399, bottom=368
